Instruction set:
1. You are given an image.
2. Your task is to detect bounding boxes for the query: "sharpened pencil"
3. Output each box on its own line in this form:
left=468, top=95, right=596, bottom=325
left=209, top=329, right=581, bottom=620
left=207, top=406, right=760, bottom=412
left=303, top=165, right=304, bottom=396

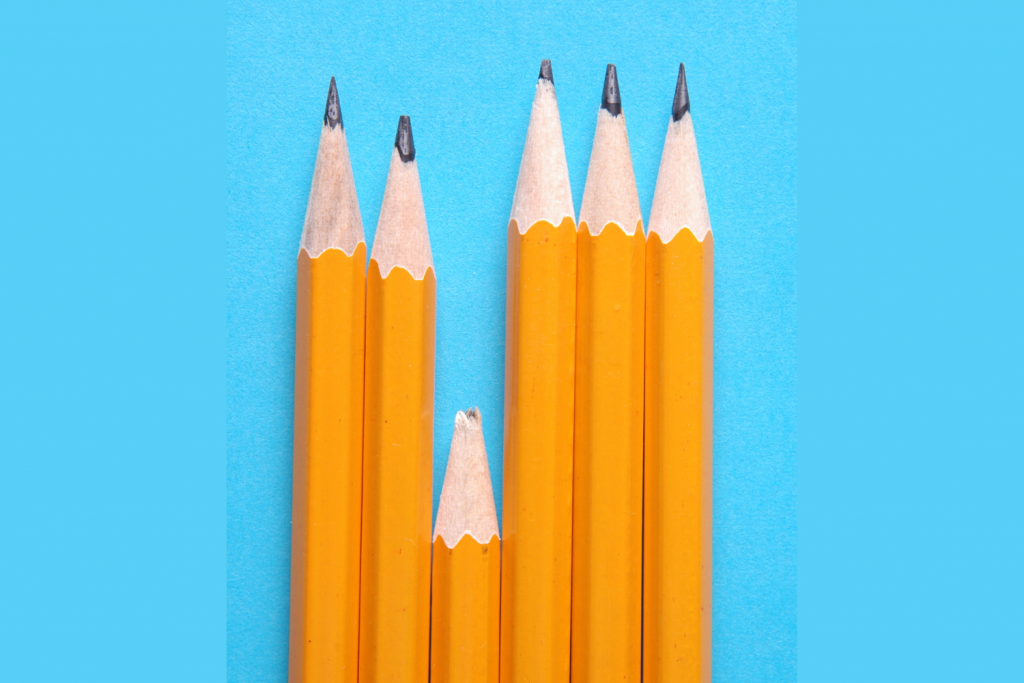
left=644, top=63, right=714, bottom=683
left=571, top=63, right=645, bottom=683
left=359, top=115, right=436, bottom=683
left=290, top=77, right=365, bottom=683
left=500, top=59, right=577, bottom=683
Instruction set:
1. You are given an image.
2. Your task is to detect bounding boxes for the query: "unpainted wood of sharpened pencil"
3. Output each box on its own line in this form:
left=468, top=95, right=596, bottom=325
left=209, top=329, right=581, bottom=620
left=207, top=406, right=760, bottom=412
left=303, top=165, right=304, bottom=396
left=571, top=64, right=644, bottom=683
left=430, top=408, right=500, bottom=683
left=290, top=77, right=365, bottom=683
left=500, top=59, right=577, bottom=683
left=644, top=63, right=713, bottom=683
left=359, top=116, right=435, bottom=683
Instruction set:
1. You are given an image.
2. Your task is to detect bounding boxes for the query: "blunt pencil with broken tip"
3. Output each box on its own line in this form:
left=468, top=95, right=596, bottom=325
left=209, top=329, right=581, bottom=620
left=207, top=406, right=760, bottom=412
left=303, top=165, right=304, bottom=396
left=431, top=408, right=501, bottom=683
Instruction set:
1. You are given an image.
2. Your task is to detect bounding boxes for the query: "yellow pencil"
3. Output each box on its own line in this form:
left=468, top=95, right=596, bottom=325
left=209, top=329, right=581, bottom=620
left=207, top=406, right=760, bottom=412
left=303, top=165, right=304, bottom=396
left=500, top=59, right=577, bottom=683
left=644, top=63, right=714, bottom=683
left=571, top=64, right=645, bottom=683
left=290, top=77, right=365, bottom=683
left=359, top=116, right=435, bottom=683
left=430, top=409, right=500, bottom=683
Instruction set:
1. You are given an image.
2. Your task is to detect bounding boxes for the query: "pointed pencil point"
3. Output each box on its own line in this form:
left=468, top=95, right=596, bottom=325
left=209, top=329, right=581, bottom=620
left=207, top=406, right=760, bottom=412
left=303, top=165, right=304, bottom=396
left=672, top=63, right=690, bottom=121
left=539, top=59, right=554, bottom=84
left=324, top=77, right=342, bottom=129
left=601, top=64, right=622, bottom=116
left=394, top=115, right=415, bottom=162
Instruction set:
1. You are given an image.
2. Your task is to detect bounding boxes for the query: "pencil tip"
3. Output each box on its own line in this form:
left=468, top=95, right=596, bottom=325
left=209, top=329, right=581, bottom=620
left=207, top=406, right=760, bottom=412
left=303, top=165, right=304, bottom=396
left=394, top=115, right=415, bottom=162
left=324, top=77, right=342, bottom=129
left=539, top=59, right=554, bottom=84
left=672, top=63, right=690, bottom=121
left=602, top=64, right=622, bottom=116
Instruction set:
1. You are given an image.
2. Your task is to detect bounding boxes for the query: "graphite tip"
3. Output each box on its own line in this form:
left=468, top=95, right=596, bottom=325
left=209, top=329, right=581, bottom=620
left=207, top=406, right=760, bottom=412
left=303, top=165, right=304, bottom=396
left=539, top=59, right=554, bottom=84
left=602, top=64, right=622, bottom=116
left=672, top=63, right=690, bottom=121
left=394, top=115, right=415, bottom=162
left=324, top=76, right=343, bottom=129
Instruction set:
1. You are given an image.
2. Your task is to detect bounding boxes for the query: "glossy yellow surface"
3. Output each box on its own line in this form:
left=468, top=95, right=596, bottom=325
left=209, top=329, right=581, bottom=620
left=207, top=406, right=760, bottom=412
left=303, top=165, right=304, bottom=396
left=643, top=230, right=714, bottom=683
left=500, top=216, right=577, bottom=683
left=290, top=246, right=366, bottom=683
left=430, top=535, right=501, bottom=683
left=571, top=221, right=645, bottom=682
left=359, top=261, right=436, bottom=683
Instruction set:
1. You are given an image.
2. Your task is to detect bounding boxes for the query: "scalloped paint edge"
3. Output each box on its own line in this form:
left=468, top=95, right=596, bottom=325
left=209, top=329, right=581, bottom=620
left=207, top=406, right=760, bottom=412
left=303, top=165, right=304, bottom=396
left=509, top=215, right=576, bottom=235
left=578, top=219, right=644, bottom=237
left=433, top=530, right=500, bottom=550
left=298, top=242, right=366, bottom=260
left=369, top=259, right=435, bottom=281
left=649, top=225, right=713, bottom=244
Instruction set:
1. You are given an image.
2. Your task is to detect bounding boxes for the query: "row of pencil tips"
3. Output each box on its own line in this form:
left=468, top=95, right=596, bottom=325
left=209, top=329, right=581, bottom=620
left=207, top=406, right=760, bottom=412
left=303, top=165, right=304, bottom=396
left=299, top=60, right=710, bottom=274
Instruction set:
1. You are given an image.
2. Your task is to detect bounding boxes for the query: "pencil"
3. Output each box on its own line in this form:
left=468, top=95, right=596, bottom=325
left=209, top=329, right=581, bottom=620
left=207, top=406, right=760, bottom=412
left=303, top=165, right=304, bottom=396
left=571, top=64, right=644, bottom=683
left=290, top=77, right=365, bottom=683
left=430, top=408, right=501, bottom=683
left=358, top=115, right=435, bottom=683
left=500, top=59, right=577, bottom=683
left=643, top=63, right=714, bottom=683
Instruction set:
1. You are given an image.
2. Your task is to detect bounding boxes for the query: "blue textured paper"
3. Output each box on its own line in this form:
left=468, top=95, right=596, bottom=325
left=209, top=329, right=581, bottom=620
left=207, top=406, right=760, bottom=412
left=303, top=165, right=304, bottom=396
left=1, top=2, right=224, bottom=680
left=228, top=1, right=796, bottom=680
left=800, top=1, right=1024, bottom=680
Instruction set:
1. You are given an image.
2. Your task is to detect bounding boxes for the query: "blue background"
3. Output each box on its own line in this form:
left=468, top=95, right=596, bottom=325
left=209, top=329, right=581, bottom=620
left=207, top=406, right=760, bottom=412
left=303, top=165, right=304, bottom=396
left=1, top=2, right=224, bottom=681
left=800, top=1, right=1023, bottom=680
left=4, top=1, right=1021, bottom=682
left=227, top=1, right=796, bottom=680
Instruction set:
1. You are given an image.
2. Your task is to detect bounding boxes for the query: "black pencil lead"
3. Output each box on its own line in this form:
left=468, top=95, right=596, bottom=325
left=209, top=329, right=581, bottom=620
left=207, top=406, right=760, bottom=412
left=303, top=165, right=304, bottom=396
left=324, top=76, right=343, bottom=130
left=602, top=64, right=622, bottom=116
left=539, top=59, right=554, bottom=84
left=672, top=63, right=690, bottom=121
left=395, top=115, right=415, bottom=162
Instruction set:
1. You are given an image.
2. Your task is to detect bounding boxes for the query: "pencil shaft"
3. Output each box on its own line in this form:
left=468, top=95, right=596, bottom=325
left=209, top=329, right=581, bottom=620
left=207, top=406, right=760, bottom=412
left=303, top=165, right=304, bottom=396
left=430, top=536, right=501, bottom=683
left=571, top=223, right=645, bottom=681
left=643, top=231, right=713, bottom=683
left=290, top=247, right=366, bottom=683
left=501, top=215, right=576, bottom=683
left=359, top=262, right=435, bottom=683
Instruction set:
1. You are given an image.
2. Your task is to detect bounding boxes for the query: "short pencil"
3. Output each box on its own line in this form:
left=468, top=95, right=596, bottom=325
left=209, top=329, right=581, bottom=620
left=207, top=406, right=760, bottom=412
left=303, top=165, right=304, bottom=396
left=431, top=409, right=501, bottom=683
